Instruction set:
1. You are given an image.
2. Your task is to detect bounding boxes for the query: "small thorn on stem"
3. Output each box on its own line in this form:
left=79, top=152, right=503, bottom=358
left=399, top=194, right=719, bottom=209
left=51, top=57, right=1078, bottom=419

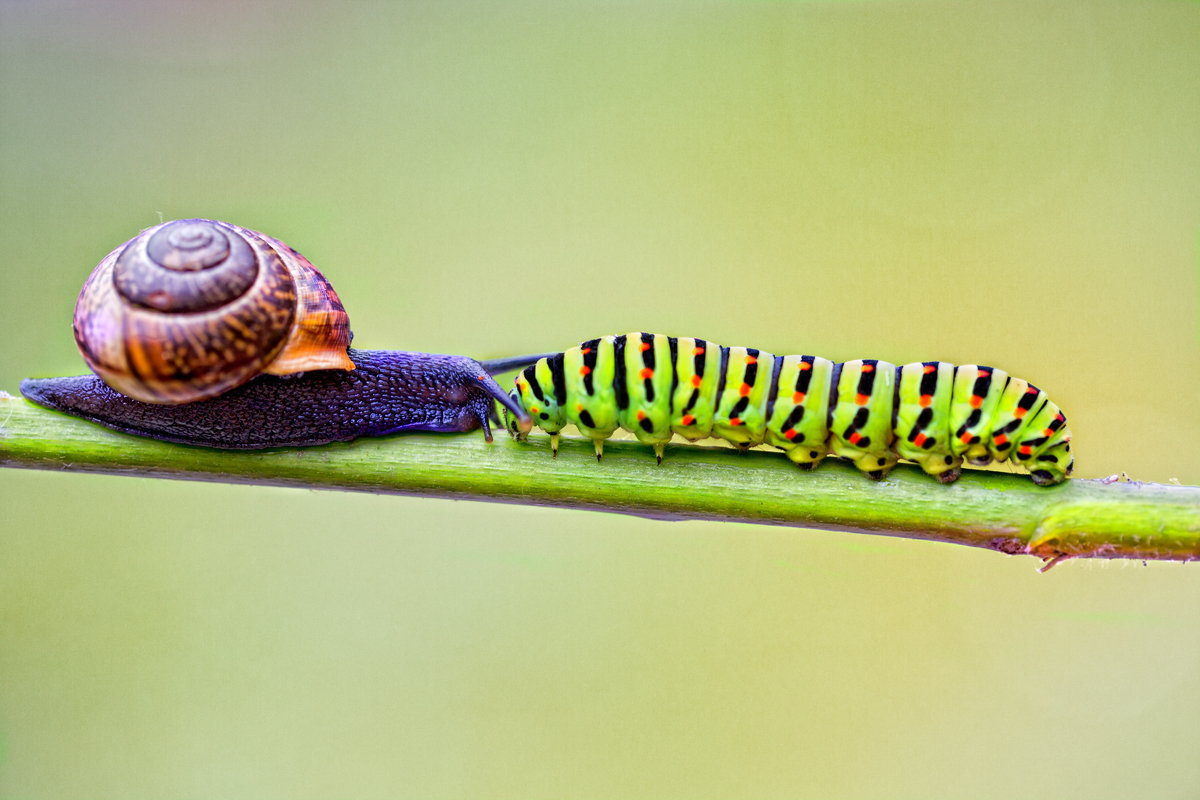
left=1038, top=553, right=1071, bottom=573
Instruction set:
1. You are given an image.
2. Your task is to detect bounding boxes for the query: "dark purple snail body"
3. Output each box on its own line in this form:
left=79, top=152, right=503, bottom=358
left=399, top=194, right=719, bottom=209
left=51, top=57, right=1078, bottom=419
left=20, top=219, right=531, bottom=447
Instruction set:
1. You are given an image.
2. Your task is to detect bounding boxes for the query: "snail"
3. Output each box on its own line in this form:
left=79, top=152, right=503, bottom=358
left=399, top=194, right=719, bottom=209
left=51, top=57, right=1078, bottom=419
left=20, top=219, right=535, bottom=448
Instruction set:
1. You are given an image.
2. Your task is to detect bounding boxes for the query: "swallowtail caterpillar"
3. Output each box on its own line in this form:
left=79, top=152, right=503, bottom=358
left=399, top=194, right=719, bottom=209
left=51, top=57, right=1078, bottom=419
left=20, top=219, right=533, bottom=447
left=503, top=333, right=1074, bottom=485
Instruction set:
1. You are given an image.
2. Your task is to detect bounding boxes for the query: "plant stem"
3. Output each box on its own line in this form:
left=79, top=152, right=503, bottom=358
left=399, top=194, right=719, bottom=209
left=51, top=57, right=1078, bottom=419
left=2, top=393, right=1197, bottom=566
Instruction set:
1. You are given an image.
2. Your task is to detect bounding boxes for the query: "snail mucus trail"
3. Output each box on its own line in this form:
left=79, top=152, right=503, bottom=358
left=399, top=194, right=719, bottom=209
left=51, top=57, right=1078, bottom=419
left=20, top=219, right=536, bottom=449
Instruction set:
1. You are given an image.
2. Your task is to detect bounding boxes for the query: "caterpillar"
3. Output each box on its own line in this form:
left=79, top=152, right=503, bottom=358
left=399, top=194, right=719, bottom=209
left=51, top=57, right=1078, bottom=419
left=499, top=333, right=1073, bottom=485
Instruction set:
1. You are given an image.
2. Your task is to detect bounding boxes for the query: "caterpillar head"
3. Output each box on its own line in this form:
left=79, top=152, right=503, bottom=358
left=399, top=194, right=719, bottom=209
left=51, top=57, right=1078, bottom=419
left=505, top=390, right=529, bottom=441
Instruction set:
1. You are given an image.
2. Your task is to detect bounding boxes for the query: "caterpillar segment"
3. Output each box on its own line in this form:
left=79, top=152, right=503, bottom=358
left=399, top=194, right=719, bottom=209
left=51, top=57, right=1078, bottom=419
left=985, top=377, right=1045, bottom=465
left=829, top=360, right=898, bottom=479
left=670, top=337, right=722, bottom=442
left=1011, top=397, right=1072, bottom=485
left=948, top=364, right=1008, bottom=466
left=617, top=333, right=674, bottom=463
left=502, top=333, right=1074, bottom=485
left=894, top=361, right=962, bottom=483
left=713, top=346, right=775, bottom=450
left=566, top=337, right=621, bottom=460
left=763, top=355, right=833, bottom=468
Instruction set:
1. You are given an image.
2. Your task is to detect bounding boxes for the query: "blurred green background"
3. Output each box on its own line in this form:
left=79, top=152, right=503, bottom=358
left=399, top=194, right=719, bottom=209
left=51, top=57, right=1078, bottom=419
left=1, top=2, right=1197, bottom=797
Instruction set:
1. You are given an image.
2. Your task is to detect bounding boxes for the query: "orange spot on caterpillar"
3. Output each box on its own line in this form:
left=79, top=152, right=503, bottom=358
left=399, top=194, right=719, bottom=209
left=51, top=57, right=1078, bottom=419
left=1026, top=387, right=1037, bottom=394
left=923, top=365, right=936, bottom=374
left=690, top=375, right=702, bottom=388
left=744, top=355, right=757, bottom=365
left=739, top=383, right=751, bottom=397
left=861, top=364, right=874, bottom=373
left=1019, top=445, right=1032, bottom=455
left=799, top=362, right=811, bottom=371
left=792, top=392, right=805, bottom=404
left=855, top=393, right=870, bottom=405
left=636, top=410, right=646, bottom=421
left=919, top=395, right=932, bottom=408
left=639, top=342, right=650, bottom=352
left=960, top=433, right=973, bottom=444
left=581, top=348, right=592, bottom=355
left=993, top=434, right=1008, bottom=445
left=784, top=428, right=797, bottom=440
left=729, top=417, right=742, bottom=426
left=969, top=395, right=983, bottom=408
left=639, top=368, right=653, bottom=379
left=576, top=404, right=584, bottom=412
left=681, top=414, right=695, bottom=425
left=579, top=365, right=591, bottom=376
left=848, top=432, right=862, bottom=445
left=979, top=369, right=991, bottom=376
left=1043, top=428, right=1055, bottom=437
left=530, top=406, right=540, bottom=414
left=1014, top=408, right=1026, bottom=419
left=692, top=346, right=705, bottom=356
left=914, top=433, right=927, bottom=447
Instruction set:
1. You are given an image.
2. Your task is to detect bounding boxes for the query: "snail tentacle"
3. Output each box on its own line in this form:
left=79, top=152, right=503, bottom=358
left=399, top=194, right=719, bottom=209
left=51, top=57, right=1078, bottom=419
left=479, top=352, right=561, bottom=376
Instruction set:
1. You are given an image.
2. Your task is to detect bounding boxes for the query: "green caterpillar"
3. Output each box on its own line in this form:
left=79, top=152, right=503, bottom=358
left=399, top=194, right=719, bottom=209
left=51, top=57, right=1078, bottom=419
left=501, top=333, right=1073, bottom=485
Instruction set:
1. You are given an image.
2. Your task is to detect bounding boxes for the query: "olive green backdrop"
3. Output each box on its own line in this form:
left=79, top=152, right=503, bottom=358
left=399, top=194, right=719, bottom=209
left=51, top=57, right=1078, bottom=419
left=1, top=2, right=1197, bottom=798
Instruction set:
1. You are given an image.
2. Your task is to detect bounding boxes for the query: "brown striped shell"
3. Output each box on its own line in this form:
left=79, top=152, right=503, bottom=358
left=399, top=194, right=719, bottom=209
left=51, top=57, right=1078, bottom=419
left=73, top=219, right=355, bottom=404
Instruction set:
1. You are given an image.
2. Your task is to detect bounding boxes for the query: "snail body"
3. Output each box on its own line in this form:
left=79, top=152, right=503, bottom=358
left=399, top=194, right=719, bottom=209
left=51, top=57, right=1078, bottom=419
left=21, top=219, right=530, bottom=447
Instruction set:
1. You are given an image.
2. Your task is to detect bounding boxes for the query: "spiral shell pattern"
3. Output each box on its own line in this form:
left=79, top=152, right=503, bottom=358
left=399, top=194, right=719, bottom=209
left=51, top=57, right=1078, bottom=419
left=73, top=219, right=353, bottom=404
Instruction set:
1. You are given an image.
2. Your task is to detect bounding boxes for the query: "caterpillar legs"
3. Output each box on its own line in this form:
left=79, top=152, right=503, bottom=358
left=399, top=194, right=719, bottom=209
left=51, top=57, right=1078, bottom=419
left=501, top=423, right=1038, bottom=485
left=937, top=467, right=963, bottom=484
left=1030, top=469, right=1058, bottom=486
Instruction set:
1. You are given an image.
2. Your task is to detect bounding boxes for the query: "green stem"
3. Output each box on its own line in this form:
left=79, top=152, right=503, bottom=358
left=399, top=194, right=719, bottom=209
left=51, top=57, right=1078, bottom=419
left=2, top=393, right=1197, bottom=566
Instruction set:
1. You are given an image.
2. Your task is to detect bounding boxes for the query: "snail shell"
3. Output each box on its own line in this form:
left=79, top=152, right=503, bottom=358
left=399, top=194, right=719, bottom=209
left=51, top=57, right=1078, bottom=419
left=73, top=219, right=355, bottom=403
